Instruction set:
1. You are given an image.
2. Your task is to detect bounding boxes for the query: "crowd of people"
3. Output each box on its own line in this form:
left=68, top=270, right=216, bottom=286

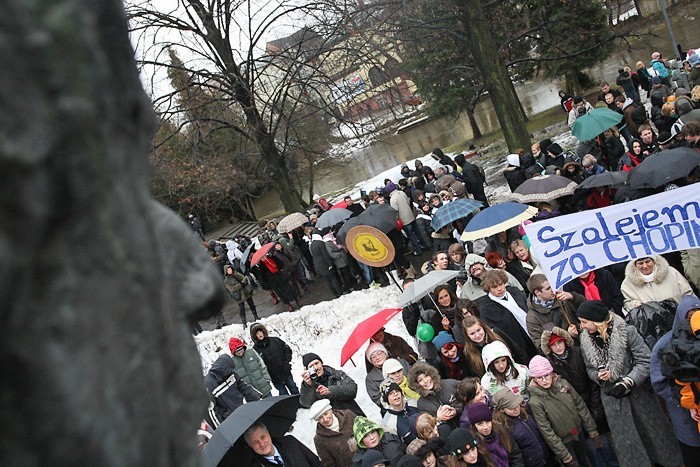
left=192, top=49, right=700, bottom=467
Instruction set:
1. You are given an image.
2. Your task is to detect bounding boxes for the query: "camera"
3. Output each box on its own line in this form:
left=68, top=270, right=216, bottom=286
left=307, top=363, right=319, bottom=382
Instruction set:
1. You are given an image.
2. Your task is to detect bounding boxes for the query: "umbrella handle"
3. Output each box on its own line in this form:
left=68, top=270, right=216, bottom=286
left=427, top=293, right=446, bottom=319
left=349, top=356, right=356, bottom=367
left=383, top=267, right=404, bottom=292
left=556, top=297, right=574, bottom=328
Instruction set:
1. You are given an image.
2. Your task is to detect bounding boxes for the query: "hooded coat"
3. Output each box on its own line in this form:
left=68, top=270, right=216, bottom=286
left=223, top=266, right=252, bottom=304
left=389, top=189, right=416, bottom=225
left=407, top=362, right=462, bottom=419
left=250, top=323, right=294, bottom=384
left=502, top=406, right=552, bottom=467
left=579, top=313, right=683, bottom=466
left=620, top=255, right=693, bottom=311
left=229, top=337, right=272, bottom=396
left=351, top=417, right=406, bottom=467
left=381, top=398, right=421, bottom=445
left=651, top=295, right=700, bottom=449
left=366, top=357, right=411, bottom=409
left=458, top=254, right=523, bottom=302
left=480, top=341, right=530, bottom=400
left=203, top=354, right=261, bottom=428
left=313, top=409, right=357, bottom=467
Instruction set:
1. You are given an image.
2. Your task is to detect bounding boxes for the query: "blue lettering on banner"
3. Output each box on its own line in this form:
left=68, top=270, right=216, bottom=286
left=523, top=186, right=700, bottom=289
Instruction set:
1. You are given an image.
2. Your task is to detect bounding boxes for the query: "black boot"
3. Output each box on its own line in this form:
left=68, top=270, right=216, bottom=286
left=251, top=305, right=260, bottom=321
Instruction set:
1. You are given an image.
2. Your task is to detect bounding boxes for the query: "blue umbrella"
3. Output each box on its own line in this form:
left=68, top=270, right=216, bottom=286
left=430, top=198, right=483, bottom=231
left=460, top=202, right=538, bottom=241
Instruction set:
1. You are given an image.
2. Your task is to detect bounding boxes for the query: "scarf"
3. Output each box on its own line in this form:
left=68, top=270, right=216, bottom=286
left=640, top=266, right=657, bottom=283
left=327, top=413, right=340, bottom=432
left=489, top=291, right=528, bottom=332
left=579, top=271, right=602, bottom=301
left=531, top=295, right=555, bottom=309
left=483, top=431, right=510, bottom=467
left=551, top=348, right=570, bottom=362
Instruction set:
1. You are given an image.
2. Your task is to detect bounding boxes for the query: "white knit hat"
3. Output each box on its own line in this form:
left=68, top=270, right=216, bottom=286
left=382, top=358, right=403, bottom=378
left=308, top=399, right=332, bottom=421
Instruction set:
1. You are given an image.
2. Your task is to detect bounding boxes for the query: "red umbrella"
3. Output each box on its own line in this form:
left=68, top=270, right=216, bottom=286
left=250, top=242, right=275, bottom=267
left=330, top=200, right=348, bottom=210
left=340, top=307, right=403, bottom=366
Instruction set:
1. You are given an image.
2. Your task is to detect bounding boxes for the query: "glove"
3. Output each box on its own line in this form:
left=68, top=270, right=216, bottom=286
left=605, top=377, right=634, bottom=399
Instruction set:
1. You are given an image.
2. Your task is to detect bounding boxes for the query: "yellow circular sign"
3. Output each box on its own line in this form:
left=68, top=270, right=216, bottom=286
left=346, top=226, right=396, bottom=267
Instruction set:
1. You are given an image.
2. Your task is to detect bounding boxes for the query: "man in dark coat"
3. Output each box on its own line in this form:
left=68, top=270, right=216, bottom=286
left=309, top=229, right=344, bottom=298
left=245, top=422, right=322, bottom=466
left=300, top=353, right=365, bottom=416
left=563, top=268, right=624, bottom=316
left=204, top=354, right=261, bottom=428
left=250, top=323, right=299, bottom=395
left=455, top=153, right=489, bottom=206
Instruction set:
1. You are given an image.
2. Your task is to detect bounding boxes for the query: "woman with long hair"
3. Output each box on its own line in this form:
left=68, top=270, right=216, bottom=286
left=467, top=403, right=524, bottom=467
left=576, top=300, right=683, bottom=465
left=448, top=428, right=494, bottom=467
left=456, top=377, right=490, bottom=429
left=461, top=316, right=529, bottom=374
left=431, top=285, right=476, bottom=337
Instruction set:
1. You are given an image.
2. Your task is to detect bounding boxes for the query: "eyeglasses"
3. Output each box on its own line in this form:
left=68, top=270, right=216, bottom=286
left=533, top=373, right=553, bottom=382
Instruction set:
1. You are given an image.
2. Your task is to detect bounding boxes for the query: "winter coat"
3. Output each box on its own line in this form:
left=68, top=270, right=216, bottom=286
left=504, top=167, right=527, bottom=192
left=223, top=268, right=252, bottom=304
left=389, top=189, right=416, bottom=225
left=435, top=174, right=467, bottom=197
left=659, top=319, right=700, bottom=426
left=204, top=354, right=261, bottom=428
left=458, top=254, right=523, bottom=302
left=407, top=362, right=462, bottom=418
left=324, top=240, right=349, bottom=269
left=480, top=430, right=524, bottom=467
left=366, top=358, right=411, bottom=409
left=563, top=268, right=624, bottom=316
left=603, top=135, right=626, bottom=170
left=621, top=254, right=693, bottom=311
left=528, top=376, right=598, bottom=463
left=460, top=161, right=488, bottom=204
left=540, top=328, right=604, bottom=423
left=314, top=409, right=356, bottom=467
left=381, top=331, right=419, bottom=366
left=309, top=236, right=335, bottom=277
left=579, top=313, right=683, bottom=466
left=257, top=254, right=298, bottom=304
left=481, top=341, right=530, bottom=400
left=651, top=295, right=700, bottom=448
left=681, top=248, right=700, bottom=291
left=618, top=149, right=642, bottom=172
left=525, top=292, right=584, bottom=348
left=252, top=435, right=322, bottom=467
left=381, top=404, right=421, bottom=445
left=229, top=338, right=272, bottom=396
left=477, top=287, right=539, bottom=361
left=435, top=342, right=476, bottom=381
left=351, top=417, right=406, bottom=467
left=504, top=407, right=552, bottom=467
left=250, top=323, right=293, bottom=384
left=300, top=365, right=363, bottom=416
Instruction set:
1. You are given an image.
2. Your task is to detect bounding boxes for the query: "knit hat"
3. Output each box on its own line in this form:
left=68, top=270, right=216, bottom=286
left=547, top=333, right=566, bottom=347
left=528, top=355, right=554, bottom=378
left=308, top=399, right=332, bottom=421
left=691, top=312, right=700, bottom=336
left=385, top=182, right=397, bottom=194
left=397, top=455, right=422, bottom=467
left=492, top=388, right=523, bottom=411
left=547, top=143, right=563, bottom=156
left=365, top=342, right=388, bottom=362
left=302, top=352, right=322, bottom=368
left=353, top=416, right=384, bottom=447
left=432, top=331, right=456, bottom=351
left=228, top=337, right=246, bottom=354
left=361, top=449, right=390, bottom=467
left=652, top=76, right=661, bottom=84
left=382, top=358, right=404, bottom=378
left=539, top=138, right=552, bottom=153
left=466, top=402, right=492, bottom=424
left=658, top=131, right=673, bottom=145
left=381, top=380, right=403, bottom=403
left=576, top=300, right=610, bottom=322
left=449, top=428, right=479, bottom=456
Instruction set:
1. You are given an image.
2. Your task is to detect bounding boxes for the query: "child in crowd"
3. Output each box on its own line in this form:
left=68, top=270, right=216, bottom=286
left=481, top=341, right=530, bottom=400
left=448, top=428, right=493, bottom=466
left=467, top=402, right=523, bottom=467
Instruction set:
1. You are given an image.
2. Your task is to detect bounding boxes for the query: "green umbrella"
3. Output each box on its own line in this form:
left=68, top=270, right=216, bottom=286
left=570, top=107, right=622, bottom=141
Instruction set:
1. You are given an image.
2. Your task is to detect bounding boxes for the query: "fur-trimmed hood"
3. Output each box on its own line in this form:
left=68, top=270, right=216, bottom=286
left=540, top=327, right=574, bottom=355
left=407, top=362, right=442, bottom=397
left=249, top=322, right=268, bottom=341
left=624, top=255, right=669, bottom=287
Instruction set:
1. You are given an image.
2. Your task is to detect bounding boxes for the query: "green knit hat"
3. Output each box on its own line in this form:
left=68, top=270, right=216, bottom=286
left=353, top=416, right=384, bottom=448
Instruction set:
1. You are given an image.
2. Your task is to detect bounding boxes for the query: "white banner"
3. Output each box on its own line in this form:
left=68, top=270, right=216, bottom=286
left=523, top=185, right=700, bottom=290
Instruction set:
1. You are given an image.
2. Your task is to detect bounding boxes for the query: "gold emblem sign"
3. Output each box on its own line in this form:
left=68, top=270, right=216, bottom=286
left=346, top=226, right=396, bottom=267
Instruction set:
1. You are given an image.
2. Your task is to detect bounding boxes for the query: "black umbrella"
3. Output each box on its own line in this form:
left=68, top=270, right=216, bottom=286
left=356, top=203, right=399, bottom=233
left=336, top=216, right=361, bottom=245
left=627, top=147, right=700, bottom=189
left=201, top=395, right=300, bottom=467
left=577, top=171, right=627, bottom=190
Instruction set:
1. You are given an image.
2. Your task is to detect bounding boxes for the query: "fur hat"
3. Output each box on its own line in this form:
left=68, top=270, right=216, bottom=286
left=365, top=342, right=388, bottom=362
left=382, top=358, right=404, bottom=378
left=302, top=352, right=322, bottom=368
left=449, top=428, right=479, bottom=457
left=528, top=355, right=554, bottom=378
left=576, top=300, right=610, bottom=322
left=466, top=402, right=492, bottom=424
left=308, top=399, right=332, bottom=421
left=432, top=331, right=455, bottom=351
left=492, top=388, right=523, bottom=411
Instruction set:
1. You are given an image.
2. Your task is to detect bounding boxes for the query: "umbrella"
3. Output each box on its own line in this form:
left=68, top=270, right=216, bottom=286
left=201, top=395, right=300, bottom=467
left=577, top=171, right=627, bottom=190
left=340, top=307, right=403, bottom=366
left=316, top=208, right=353, bottom=229
left=510, top=174, right=578, bottom=204
left=627, top=147, right=700, bottom=189
left=276, top=212, right=308, bottom=234
left=356, top=203, right=399, bottom=233
left=397, top=269, right=459, bottom=307
left=336, top=216, right=361, bottom=245
left=430, top=198, right=483, bottom=231
left=461, top=202, right=538, bottom=241
left=250, top=242, right=275, bottom=267
left=570, top=107, right=623, bottom=141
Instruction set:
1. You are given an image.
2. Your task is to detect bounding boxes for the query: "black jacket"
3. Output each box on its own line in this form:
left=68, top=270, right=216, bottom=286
left=309, top=238, right=335, bottom=277
left=476, top=289, right=538, bottom=361
left=204, top=354, right=261, bottom=427
left=251, top=323, right=294, bottom=384
left=563, top=268, right=624, bottom=316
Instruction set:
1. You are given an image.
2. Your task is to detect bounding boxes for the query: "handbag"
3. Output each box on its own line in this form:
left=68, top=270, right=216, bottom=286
left=242, top=276, right=254, bottom=294
left=228, top=289, right=241, bottom=301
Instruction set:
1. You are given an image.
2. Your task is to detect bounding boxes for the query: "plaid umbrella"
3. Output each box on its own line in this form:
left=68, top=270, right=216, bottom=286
left=511, top=174, right=578, bottom=204
left=430, top=198, right=483, bottom=231
left=276, top=212, right=308, bottom=233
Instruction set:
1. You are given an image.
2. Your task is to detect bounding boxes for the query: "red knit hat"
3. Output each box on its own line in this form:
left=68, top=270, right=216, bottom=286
left=228, top=337, right=246, bottom=354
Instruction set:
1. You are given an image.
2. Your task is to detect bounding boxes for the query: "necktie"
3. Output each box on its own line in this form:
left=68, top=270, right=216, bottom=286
left=274, top=455, right=284, bottom=466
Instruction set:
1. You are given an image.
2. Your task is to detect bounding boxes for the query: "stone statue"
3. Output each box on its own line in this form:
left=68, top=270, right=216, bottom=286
left=0, top=1, right=224, bottom=464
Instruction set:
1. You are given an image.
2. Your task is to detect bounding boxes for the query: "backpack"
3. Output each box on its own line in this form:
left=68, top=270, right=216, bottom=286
left=626, top=299, right=677, bottom=350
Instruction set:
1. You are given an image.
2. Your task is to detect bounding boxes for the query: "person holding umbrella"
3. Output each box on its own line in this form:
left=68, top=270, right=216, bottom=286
left=245, top=421, right=322, bottom=466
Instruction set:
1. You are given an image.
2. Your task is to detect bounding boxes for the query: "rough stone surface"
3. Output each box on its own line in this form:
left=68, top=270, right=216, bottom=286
left=0, top=1, right=224, bottom=464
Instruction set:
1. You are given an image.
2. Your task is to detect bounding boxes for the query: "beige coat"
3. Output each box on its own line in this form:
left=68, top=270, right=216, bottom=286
left=620, top=255, right=692, bottom=311
left=681, top=248, right=700, bottom=291
left=389, top=189, right=416, bottom=224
